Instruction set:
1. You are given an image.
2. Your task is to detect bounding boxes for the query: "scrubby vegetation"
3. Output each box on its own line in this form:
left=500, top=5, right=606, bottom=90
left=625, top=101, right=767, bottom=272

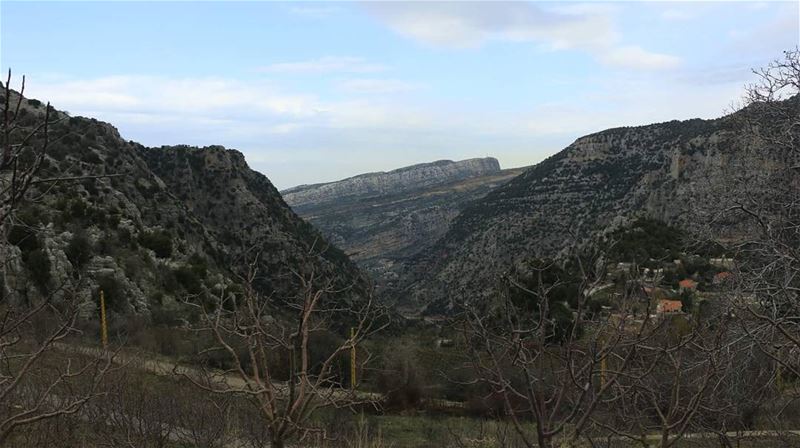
left=605, top=217, right=685, bottom=265
left=138, top=229, right=173, bottom=258
left=2, top=49, right=800, bottom=448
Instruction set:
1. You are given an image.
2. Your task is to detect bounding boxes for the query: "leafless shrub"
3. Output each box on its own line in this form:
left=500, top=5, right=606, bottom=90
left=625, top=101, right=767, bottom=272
left=179, top=253, right=389, bottom=448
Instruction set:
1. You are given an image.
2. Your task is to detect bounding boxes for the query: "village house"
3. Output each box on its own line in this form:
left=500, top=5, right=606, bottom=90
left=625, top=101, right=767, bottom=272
left=679, top=278, right=698, bottom=291
left=710, top=257, right=735, bottom=269
left=713, top=271, right=733, bottom=285
left=657, top=299, right=683, bottom=314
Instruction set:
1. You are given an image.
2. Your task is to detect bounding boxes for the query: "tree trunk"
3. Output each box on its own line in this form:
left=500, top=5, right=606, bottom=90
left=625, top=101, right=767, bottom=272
left=271, top=435, right=285, bottom=448
left=660, top=429, right=670, bottom=448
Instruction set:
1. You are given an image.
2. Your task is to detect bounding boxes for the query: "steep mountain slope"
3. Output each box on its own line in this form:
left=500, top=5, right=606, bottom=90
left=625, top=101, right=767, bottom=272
left=142, top=145, right=363, bottom=298
left=400, top=107, right=788, bottom=314
left=0, top=91, right=367, bottom=318
left=282, top=158, right=524, bottom=286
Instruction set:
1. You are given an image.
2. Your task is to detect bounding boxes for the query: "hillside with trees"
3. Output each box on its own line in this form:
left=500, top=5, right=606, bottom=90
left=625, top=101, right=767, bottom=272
left=1, top=46, right=799, bottom=448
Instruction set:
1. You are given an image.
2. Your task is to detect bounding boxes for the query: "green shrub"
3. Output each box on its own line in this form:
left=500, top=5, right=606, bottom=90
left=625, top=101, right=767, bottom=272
left=139, top=230, right=173, bottom=258
left=159, top=267, right=180, bottom=294
left=96, top=235, right=118, bottom=256
left=186, top=253, right=208, bottom=277
left=26, top=249, right=52, bottom=292
left=151, top=304, right=183, bottom=328
left=6, top=222, right=53, bottom=292
left=308, top=330, right=348, bottom=381
left=173, top=265, right=203, bottom=294
left=118, top=227, right=134, bottom=248
left=199, top=343, right=251, bottom=372
left=377, top=345, right=425, bottom=410
left=107, top=213, right=120, bottom=229
left=65, top=231, right=92, bottom=268
left=506, top=259, right=582, bottom=344
left=149, top=327, right=180, bottom=356
left=7, top=224, right=40, bottom=252
left=680, top=289, right=694, bottom=311
left=120, top=251, right=147, bottom=279
left=96, top=274, right=127, bottom=313
left=605, top=218, right=684, bottom=265
left=69, top=200, right=87, bottom=219
left=61, top=133, right=78, bottom=145
left=82, top=151, right=101, bottom=164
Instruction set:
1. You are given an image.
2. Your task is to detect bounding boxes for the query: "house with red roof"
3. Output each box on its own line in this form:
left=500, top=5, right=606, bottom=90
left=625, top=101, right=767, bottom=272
left=657, top=299, right=683, bottom=314
left=678, top=279, right=698, bottom=291
left=713, top=271, right=732, bottom=285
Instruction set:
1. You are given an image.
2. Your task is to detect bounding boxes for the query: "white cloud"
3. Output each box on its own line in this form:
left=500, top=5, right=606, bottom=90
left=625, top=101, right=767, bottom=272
left=676, top=63, right=753, bottom=86
left=599, top=46, right=682, bottom=71
left=363, top=2, right=617, bottom=50
left=363, top=2, right=681, bottom=71
left=29, top=76, right=322, bottom=117
left=336, top=78, right=423, bottom=94
left=20, top=68, right=746, bottom=189
left=726, top=3, right=799, bottom=54
left=21, top=74, right=437, bottom=146
left=257, top=56, right=387, bottom=74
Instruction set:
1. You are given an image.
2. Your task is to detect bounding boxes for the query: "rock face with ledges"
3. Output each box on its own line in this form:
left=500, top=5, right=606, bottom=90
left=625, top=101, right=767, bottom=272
left=0, top=90, right=367, bottom=316
left=284, top=158, right=503, bottom=206
left=398, top=106, right=792, bottom=314
left=282, top=158, right=524, bottom=287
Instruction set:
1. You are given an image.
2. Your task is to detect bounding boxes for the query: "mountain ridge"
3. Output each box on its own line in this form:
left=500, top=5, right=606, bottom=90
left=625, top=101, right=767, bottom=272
left=282, top=157, right=524, bottom=288
left=397, top=105, right=792, bottom=314
left=283, top=157, right=502, bottom=207
left=0, top=91, right=368, bottom=319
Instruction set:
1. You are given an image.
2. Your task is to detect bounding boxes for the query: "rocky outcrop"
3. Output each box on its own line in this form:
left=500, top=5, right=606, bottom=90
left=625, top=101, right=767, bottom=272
left=399, top=103, right=795, bottom=314
left=282, top=158, right=523, bottom=288
left=0, top=91, right=367, bottom=318
left=142, top=145, right=365, bottom=304
left=284, top=158, right=502, bottom=207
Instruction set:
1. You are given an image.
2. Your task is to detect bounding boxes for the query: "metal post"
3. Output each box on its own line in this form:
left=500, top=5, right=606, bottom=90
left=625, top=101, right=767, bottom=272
left=350, top=327, right=356, bottom=390
left=100, top=289, right=108, bottom=350
left=600, top=356, right=607, bottom=387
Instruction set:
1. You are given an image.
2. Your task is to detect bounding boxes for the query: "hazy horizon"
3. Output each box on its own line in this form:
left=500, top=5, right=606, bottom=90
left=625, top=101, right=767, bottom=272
left=2, top=1, right=797, bottom=189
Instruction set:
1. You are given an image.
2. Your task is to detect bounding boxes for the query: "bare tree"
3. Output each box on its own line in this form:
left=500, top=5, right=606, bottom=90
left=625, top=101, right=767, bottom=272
left=0, top=71, right=52, bottom=227
left=596, top=307, right=748, bottom=448
left=0, top=289, right=113, bottom=445
left=180, top=255, right=388, bottom=448
left=703, top=48, right=800, bottom=433
left=0, top=72, right=115, bottom=445
left=459, top=249, right=665, bottom=448
left=173, top=391, right=233, bottom=448
left=87, top=361, right=181, bottom=448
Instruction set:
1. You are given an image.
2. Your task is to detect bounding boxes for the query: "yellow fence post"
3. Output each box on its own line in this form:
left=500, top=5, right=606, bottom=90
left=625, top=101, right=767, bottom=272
left=600, top=356, right=607, bottom=387
left=350, top=327, right=356, bottom=390
left=100, top=289, right=108, bottom=350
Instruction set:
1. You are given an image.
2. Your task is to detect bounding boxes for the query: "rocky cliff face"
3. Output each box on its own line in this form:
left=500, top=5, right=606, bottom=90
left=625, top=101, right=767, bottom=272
left=282, top=159, right=523, bottom=287
left=0, top=91, right=367, bottom=320
left=399, top=107, right=789, bottom=314
left=284, top=157, right=503, bottom=206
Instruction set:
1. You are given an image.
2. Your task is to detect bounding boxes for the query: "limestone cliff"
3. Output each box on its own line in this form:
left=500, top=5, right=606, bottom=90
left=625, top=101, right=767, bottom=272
left=399, top=103, right=796, bottom=314
left=0, top=90, right=367, bottom=320
left=282, top=159, right=523, bottom=287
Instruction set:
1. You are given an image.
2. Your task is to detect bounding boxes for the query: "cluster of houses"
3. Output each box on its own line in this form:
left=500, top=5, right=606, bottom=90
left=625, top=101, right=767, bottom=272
left=607, top=256, right=735, bottom=317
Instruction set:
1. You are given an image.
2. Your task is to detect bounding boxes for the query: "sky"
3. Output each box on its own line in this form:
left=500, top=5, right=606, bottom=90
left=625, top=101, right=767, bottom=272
left=1, top=1, right=798, bottom=189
